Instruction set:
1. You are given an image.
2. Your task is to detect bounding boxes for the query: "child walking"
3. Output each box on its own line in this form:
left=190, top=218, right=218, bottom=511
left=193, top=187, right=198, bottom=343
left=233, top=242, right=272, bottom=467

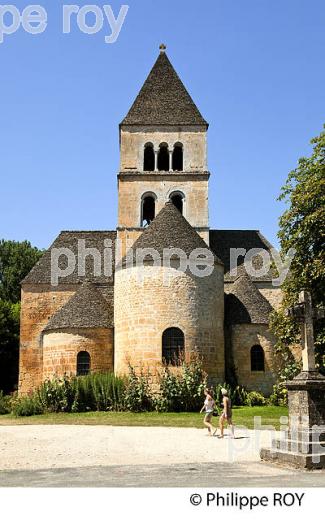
left=200, top=388, right=215, bottom=436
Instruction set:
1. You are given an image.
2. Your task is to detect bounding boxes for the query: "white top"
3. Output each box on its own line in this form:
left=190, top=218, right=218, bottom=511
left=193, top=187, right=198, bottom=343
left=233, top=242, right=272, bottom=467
left=204, top=397, right=215, bottom=413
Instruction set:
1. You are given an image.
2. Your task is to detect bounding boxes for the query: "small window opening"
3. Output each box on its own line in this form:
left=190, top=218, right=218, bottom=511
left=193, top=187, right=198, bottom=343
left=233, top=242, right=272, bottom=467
left=77, top=351, right=91, bottom=376
left=170, top=193, right=184, bottom=214
left=158, top=143, right=169, bottom=171
left=172, top=144, right=183, bottom=171
left=142, top=195, right=155, bottom=227
left=251, top=345, right=265, bottom=372
left=162, top=327, right=185, bottom=366
left=143, top=143, right=155, bottom=171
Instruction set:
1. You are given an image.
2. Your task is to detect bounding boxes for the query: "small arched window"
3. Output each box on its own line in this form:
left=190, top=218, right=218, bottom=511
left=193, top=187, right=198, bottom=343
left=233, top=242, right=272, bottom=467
left=251, top=345, right=265, bottom=372
left=172, top=143, right=183, bottom=171
left=143, top=143, right=155, bottom=171
left=77, top=351, right=91, bottom=376
left=170, top=192, right=184, bottom=215
left=162, top=327, right=185, bottom=366
left=158, top=143, right=169, bottom=171
left=141, top=194, right=156, bottom=227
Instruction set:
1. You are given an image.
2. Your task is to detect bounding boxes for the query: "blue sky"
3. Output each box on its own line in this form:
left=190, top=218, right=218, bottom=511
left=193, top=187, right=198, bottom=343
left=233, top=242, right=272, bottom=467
left=1, top=0, right=324, bottom=249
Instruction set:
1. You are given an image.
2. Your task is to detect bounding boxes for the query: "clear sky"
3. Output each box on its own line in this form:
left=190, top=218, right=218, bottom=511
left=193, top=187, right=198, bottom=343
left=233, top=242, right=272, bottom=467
left=1, top=0, right=324, bottom=249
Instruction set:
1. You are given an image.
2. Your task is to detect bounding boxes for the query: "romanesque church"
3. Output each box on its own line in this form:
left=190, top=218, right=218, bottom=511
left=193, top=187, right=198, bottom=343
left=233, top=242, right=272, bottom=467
left=19, top=46, right=282, bottom=395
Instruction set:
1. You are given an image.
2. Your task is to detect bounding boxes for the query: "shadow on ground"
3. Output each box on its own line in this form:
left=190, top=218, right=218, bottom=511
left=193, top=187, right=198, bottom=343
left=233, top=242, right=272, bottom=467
left=0, top=462, right=324, bottom=487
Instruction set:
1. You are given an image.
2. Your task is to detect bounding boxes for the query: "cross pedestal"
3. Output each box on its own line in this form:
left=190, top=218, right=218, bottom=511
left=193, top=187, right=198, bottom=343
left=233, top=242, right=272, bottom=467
left=261, top=291, right=325, bottom=469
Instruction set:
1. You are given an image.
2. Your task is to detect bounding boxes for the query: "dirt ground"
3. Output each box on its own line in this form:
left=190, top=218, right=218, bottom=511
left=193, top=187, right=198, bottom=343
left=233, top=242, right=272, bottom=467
left=0, top=425, right=278, bottom=470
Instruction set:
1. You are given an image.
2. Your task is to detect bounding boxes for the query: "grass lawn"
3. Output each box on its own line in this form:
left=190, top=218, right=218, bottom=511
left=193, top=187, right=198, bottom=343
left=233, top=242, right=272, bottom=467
left=0, top=406, right=288, bottom=429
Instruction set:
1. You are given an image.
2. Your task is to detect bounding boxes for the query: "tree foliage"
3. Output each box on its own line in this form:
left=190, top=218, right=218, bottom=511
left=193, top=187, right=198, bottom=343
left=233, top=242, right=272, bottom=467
left=0, top=240, right=43, bottom=393
left=0, top=240, right=43, bottom=303
left=270, top=127, right=325, bottom=376
left=0, top=300, right=20, bottom=393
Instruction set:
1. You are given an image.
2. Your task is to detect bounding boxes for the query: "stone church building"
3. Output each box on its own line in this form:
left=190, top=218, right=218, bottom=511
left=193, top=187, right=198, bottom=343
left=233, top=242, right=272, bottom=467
left=19, top=46, right=283, bottom=396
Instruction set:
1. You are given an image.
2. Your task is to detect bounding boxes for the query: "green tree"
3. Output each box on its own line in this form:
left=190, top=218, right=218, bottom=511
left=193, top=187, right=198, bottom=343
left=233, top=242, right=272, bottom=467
left=0, top=300, right=20, bottom=393
left=0, top=240, right=43, bottom=392
left=270, top=127, right=325, bottom=377
left=0, top=240, right=43, bottom=303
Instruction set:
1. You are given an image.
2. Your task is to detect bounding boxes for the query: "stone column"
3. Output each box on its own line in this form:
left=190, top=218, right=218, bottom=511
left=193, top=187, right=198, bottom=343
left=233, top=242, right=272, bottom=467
left=154, top=150, right=158, bottom=172
left=169, top=150, right=173, bottom=171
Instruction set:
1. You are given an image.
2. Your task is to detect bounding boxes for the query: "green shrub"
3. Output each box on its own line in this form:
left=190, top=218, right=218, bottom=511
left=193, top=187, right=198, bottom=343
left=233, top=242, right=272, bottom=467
left=246, top=391, right=266, bottom=407
left=214, top=383, right=248, bottom=406
left=12, top=395, right=43, bottom=416
left=156, top=354, right=207, bottom=412
left=124, top=365, right=154, bottom=412
left=0, top=391, right=12, bottom=415
left=36, top=376, right=74, bottom=413
left=268, top=384, right=288, bottom=406
left=90, top=372, right=126, bottom=411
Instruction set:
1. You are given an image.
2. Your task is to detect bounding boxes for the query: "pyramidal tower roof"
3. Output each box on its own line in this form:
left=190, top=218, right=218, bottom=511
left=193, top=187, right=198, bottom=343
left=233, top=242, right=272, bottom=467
left=121, top=45, right=208, bottom=127
left=120, top=202, right=222, bottom=267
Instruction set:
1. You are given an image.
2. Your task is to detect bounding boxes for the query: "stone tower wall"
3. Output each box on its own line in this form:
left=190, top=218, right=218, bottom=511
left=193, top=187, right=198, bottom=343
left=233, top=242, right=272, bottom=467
left=120, top=126, right=207, bottom=172
left=114, top=263, right=224, bottom=382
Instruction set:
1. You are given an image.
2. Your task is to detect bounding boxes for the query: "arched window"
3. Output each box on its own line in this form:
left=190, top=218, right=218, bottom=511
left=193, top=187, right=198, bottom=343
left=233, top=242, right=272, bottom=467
left=143, top=143, right=155, bottom=171
left=172, top=143, right=183, bottom=171
left=170, top=192, right=184, bottom=215
left=251, top=345, right=265, bottom=372
left=77, top=351, right=91, bottom=376
left=162, top=327, right=185, bottom=366
left=158, top=143, right=169, bottom=171
left=141, top=194, right=156, bottom=227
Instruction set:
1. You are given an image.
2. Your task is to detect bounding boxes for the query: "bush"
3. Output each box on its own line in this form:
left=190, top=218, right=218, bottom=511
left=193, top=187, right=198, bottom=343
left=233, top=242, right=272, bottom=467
left=36, top=376, right=74, bottom=413
left=268, top=384, right=288, bottom=406
left=156, top=354, right=207, bottom=412
left=214, top=383, right=248, bottom=406
left=11, top=372, right=127, bottom=416
left=90, top=372, right=126, bottom=411
left=12, top=395, right=43, bottom=417
left=71, top=372, right=126, bottom=412
left=124, top=365, right=154, bottom=412
left=0, top=390, right=11, bottom=414
left=246, top=391, right=266, bottom=407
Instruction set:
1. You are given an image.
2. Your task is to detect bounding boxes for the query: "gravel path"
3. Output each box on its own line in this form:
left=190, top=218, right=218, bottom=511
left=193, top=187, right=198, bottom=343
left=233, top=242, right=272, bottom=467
left=0, top=425, right=278, bottom=471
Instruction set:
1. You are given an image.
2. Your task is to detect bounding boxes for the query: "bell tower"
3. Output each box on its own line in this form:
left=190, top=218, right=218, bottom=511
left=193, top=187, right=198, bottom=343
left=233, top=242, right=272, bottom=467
left=117, top=45, right=210, bottom=252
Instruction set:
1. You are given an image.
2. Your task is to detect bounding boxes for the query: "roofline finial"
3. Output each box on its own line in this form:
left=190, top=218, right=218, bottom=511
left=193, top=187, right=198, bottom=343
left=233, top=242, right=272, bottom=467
left=159, top=43, right=166, bottom=53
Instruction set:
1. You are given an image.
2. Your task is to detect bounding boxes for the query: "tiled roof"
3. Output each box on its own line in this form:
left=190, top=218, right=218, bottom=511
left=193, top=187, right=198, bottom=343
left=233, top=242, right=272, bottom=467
left=225, top=273, right=273, bottom=325
left=22, top=231, right=117, bottom=285
left=120, top=202, right=222, bottom=268
left=209, top=229, right=275, bottom=281
left=121, top=51, right=208, bottom=127
left=43, top=281, right=113, bottom=331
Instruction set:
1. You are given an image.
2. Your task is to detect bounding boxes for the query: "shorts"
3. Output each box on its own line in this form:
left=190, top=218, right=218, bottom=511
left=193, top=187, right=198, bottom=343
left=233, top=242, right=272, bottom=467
left=205, top=412, right=213, bottom=420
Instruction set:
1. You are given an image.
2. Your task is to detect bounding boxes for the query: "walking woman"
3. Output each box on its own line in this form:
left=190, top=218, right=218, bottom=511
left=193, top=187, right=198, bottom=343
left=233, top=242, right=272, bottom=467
left=200, top=388, right=215, bottom=436
left=219, top=388, right=234, bottom=438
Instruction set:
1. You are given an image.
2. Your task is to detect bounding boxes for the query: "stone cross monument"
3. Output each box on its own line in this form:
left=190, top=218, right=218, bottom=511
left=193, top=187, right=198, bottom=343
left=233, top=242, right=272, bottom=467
left=261, top=290, right=325, bottom=469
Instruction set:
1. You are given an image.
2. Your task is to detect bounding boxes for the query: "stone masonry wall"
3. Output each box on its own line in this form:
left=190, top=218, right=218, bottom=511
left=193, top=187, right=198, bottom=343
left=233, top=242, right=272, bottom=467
left=114, top=264, right=224, bottom=382
left=117, top=174, right=209, bottom=233
left=120, top=127, right=207, bottom=172
left=42, top=327, right=113, bottom=378
left=230, top=323, right=277, bottom=395
left=19, top=284, right=76, bottom=395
